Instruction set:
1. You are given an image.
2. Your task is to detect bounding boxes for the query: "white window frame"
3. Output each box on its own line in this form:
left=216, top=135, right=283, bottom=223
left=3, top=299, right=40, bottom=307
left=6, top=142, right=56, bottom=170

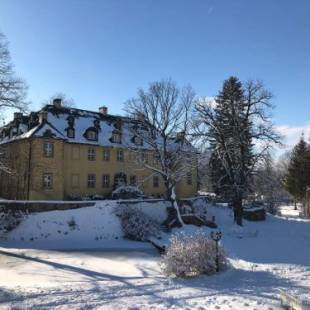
left=88, top=147, right=96, bottom=161
left=43, top=142, right=54, bottom=158
left=87, top=130, right=98, bottom=141
left=102, top=174, right=110, bottom=188
left=87, top=174, right=96, bottom=188
left=67, top=128, right=75, bottom=138
left=43, top=173, right=53, bottom=189
left=112, top=132, right=121, bottom=143
left=117, top=149, right=124, bottom=162
left=103, top=148, right=110, bottom=161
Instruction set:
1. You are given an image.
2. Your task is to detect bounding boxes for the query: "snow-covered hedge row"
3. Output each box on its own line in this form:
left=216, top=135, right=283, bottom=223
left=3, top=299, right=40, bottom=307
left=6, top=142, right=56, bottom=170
left=161, top=232, right=227, bottom=277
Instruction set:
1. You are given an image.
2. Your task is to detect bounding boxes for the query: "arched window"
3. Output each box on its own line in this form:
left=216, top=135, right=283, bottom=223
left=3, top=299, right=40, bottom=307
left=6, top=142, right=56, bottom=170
left=84, top=127, right=98, bottom=141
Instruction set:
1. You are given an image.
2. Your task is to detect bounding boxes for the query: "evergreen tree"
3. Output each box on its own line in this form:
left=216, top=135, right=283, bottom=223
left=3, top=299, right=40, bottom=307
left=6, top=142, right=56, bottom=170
left=194, top=77, right=280, bottom=226
left=209, top=77, right=253, bottom=223
left=284, top=135, right=310, bottom=207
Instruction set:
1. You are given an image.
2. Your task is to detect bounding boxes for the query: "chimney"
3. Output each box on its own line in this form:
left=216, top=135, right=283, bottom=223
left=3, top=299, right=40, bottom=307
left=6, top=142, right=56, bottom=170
left=99, top=106, right=108, bottom=115
left=53, top=98, right=62, bottom=109
left=38, top=111, right=48, bottom=123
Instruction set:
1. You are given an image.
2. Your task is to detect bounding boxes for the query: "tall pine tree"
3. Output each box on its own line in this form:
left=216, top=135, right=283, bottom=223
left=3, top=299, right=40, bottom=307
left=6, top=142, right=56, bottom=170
left=209, top=77, right=253, bottom=224
left=284, top=135, right=310, bottom=208
left=195, top=77, right=280, bottom=225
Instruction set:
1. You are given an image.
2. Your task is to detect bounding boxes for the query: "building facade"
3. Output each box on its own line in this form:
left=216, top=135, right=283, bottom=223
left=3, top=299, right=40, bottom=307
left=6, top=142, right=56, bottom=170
left=0, top=101, right=198, bottom=200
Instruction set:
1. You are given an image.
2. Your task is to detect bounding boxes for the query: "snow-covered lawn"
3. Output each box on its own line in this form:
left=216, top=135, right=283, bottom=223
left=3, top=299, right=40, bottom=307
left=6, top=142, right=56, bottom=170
left=278, top=204, right=302, bottom=218
left=0, top=203, right=309, bottom=309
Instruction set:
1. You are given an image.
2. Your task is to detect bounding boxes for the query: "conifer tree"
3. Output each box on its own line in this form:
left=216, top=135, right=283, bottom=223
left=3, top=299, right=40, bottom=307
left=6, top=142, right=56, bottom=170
left=284, top=135, right=310, bottom=207
left=194, top=77, right=280, bottom=225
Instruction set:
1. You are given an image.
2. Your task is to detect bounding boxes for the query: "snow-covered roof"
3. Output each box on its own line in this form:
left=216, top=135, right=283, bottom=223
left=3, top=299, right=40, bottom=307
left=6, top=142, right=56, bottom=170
left=0, top=105, right=130, bottom=147
left=0, top=105, right=196, bottom=154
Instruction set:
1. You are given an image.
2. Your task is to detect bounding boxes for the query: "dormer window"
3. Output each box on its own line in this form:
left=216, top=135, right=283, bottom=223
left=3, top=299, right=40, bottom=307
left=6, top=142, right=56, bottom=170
left=133, top=136, right=143, bottom=146
left=84, top=128, right=98, bottom=141
left=67, top=128, right=75, bottom=138
left=94, top=119, right=100, bottom=129
left=112, top=132, right=121, bottom=143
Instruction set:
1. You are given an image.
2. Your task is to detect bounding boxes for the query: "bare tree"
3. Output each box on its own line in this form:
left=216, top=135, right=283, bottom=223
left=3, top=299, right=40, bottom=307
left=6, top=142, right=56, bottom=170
left=125, top=79, right=196, bottom=226
left=194, top=77, right=281, bottom=225
left=0, top=32, right=28, bottom=115
left=0, top=32, right=29, bottom=174
left=253, top=154, right=289, bottom=214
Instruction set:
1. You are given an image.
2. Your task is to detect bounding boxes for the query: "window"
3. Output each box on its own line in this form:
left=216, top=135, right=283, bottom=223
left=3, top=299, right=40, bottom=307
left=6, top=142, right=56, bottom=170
left=134, top=136, right=143, bottom=146
left=114, top=173, right=126, bottom=187
left=87, top=174, right=96, bottom=188
left=43, top=142, right=54, bottom=158
left=71, top=174, right=80, bottom=188
left=130, top=175, right=137, bottom=186
left=153, top=175, right=159, bottom=188
left=153, top=153, right=160, bottom=165
left=86, top=130, right=98, bottom=141
left=141, top=152, right=148, bottom=163
left=43, top=173, right=53, bottom=189
left=67, top=128, right=75, bottom=138
left=186, top=154, right=193, bottom=165
left=186, top=172, right=192, bottom=185
left=112, top=132, right=121, bottom=143
left=88, top=147, right=96, bottom=161
left=117, top=149, right=124, bottom=162
left=71, top=146, right=80, bottom=160
left=103, top=148, right=110, bottom=161
left=102, top=174, right=110, bottom=188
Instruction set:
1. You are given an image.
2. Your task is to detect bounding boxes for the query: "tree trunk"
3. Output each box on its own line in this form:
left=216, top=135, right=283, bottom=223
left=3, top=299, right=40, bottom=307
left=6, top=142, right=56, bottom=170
left=233, top=197, right=243, bottom=226
left=294, top=199, right=297, bottom=210
left=163, top=177, right=184, bottom=226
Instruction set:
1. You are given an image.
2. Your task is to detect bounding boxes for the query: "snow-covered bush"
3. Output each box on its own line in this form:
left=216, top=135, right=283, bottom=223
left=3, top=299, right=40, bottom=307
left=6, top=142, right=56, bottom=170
left=115, top=205, right=161, bottom=241
left=112, top=185, right=144, bottom=199
left=161, top=232, right=227, bottom=277
left=67, top=217, right=77, bottom=230
left=0, top=206, right=27, bottom=236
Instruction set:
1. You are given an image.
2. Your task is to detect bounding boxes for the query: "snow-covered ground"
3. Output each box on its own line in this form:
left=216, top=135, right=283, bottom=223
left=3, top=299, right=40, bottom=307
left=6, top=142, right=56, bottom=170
left=0, top=203, right=309, bottom=309
left=278, top=204, right=302, bottom=218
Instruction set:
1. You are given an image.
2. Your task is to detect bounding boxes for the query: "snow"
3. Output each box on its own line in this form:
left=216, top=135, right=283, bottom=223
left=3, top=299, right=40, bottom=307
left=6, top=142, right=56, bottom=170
left=0, top=200, right=168, bottom=248
left=0, top=203, right=309, bottom=309
left=278, top=205, right=302, bottom=218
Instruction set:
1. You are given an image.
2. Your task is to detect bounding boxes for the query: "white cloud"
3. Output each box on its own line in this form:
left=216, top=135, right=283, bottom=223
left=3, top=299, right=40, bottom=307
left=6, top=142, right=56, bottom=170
left=276, top=123, right=310, bottom=149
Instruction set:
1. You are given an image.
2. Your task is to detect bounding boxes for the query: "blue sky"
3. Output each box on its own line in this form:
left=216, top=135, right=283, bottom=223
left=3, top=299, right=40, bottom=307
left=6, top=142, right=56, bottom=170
left=0, top=0, right=310, bottom=148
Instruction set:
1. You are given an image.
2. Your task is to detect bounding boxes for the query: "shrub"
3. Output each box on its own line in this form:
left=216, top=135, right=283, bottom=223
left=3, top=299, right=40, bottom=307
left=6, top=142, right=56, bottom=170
left=0, top=206, right=27, bottom=236
left=112, top=186, right=144, bottom=200
left=67, top=217, right=77, bottom=230
left=161, top=232, right=227, bottom=277
left=116, top=205, right=161, bottom=241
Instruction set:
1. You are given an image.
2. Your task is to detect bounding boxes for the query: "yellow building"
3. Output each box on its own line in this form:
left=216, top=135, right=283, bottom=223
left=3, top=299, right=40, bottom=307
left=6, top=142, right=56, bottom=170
left=0, top=101, right=198, bottom=200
